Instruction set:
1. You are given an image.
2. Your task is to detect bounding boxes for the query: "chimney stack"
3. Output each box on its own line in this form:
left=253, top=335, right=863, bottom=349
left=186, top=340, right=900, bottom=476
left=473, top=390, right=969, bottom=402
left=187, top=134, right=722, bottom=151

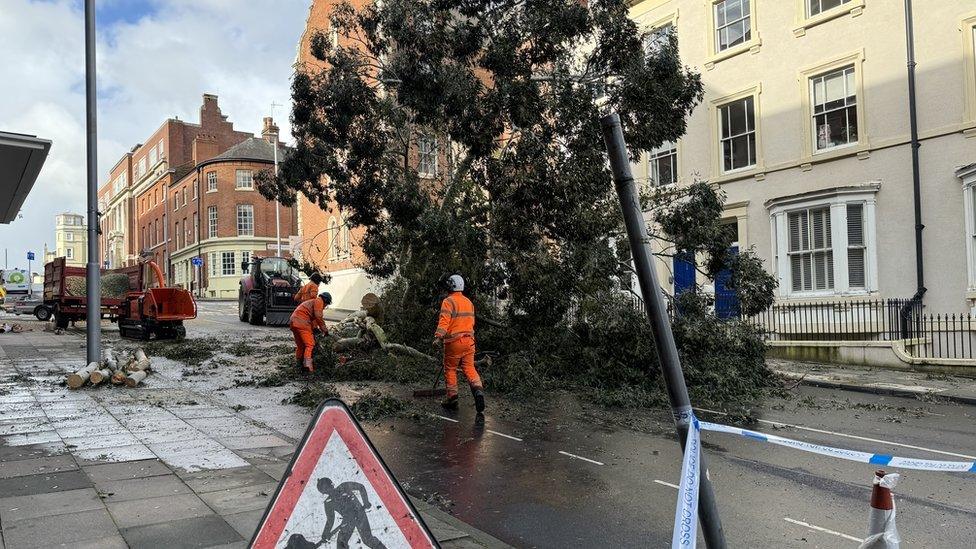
left=262, top=117, right=280, bottom=143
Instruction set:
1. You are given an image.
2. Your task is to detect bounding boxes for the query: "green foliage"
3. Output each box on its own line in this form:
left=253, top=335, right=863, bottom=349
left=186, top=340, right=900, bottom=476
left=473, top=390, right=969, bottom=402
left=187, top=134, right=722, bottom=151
left=349, top=390, right=410, bottom=421
left=144, top=338, right=222, bottom=366
left=286, top=384, right=340, bottom=408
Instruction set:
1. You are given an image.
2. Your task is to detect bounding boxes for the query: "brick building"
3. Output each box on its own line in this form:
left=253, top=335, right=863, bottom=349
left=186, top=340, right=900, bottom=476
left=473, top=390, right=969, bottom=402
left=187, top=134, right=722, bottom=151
left=169, top=118, right=297, bottom=298
left=98, top=94, right=297, bottom=297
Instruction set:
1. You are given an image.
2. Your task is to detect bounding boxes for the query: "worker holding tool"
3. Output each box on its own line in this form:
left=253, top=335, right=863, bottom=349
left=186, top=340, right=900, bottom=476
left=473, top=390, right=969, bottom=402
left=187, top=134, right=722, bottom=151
left=433, top=274, right=485, bottom=413
left=290, top=292, right=332, bottom=373
left=294, top=272, right=323, bottom=304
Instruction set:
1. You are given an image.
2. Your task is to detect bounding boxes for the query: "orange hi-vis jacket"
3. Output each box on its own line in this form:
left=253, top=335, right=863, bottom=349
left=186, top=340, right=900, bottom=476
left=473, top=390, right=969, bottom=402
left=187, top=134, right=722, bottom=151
left=294, top=281, right=319, bottom=304
left=290, top=298, right=326, bottom=332
left=435, top=292, right=475, bottom=342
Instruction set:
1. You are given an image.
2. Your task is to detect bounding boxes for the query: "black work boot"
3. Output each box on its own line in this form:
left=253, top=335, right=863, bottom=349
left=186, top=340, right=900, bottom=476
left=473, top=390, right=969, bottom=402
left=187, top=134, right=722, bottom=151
left=295, top=358, right=303, bottom=372
left=440, top=394, right=459, bottom=410
left=471, top=386, right=486, bottom=414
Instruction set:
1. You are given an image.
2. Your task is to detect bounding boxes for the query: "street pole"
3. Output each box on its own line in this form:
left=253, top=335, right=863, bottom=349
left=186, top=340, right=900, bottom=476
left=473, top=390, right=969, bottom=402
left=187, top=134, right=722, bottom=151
left=600, top=113, right=727, bottom=548
left=271, top=102, right=282, bottom=256
left=84, top=0, right=101, bottom=365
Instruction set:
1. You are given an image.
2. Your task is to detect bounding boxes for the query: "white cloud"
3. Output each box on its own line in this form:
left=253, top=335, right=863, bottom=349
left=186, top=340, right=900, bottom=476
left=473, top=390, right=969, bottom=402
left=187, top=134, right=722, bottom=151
left=0, top=0, right=309, bottom=273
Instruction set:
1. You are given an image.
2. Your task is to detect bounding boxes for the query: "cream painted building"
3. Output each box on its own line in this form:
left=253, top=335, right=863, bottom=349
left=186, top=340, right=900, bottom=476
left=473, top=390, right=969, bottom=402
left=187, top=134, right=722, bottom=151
left=628, top=0, right=976, bottom=313
left=51, top=212, right=87, bottom=267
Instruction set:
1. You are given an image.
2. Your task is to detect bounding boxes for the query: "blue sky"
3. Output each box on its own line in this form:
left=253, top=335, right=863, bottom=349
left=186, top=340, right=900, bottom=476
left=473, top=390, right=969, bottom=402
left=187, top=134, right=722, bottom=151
left=0, top=0, right=309, bottom=273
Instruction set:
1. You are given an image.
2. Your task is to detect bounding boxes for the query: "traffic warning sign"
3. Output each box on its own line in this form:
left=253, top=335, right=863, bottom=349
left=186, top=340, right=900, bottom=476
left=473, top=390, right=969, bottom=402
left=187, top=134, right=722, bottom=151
left=250, top=398, right=438, bottom=549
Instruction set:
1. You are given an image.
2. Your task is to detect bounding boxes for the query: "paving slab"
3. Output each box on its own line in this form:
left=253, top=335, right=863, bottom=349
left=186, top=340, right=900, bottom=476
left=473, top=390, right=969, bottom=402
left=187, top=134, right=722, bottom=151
left=219, top=508, right=263, bottom=539
left=148, top=439, right=249, bottom=472
left=0, top=441, right=68, bottom=462
left=217, top=434, right=291, bottom=450
left=62, top=432, right=141, bottom=451
left=179, top=466, right=276, bottom=493
left=56, top=535, right=129, bottom=549
left=0, top=508, right=117, bottom=549
left=94, top=474, right=191, bottom=502
left=2, top=430, right=60, bottom=446
left=106, top=492, right=214, bottom=528
left=0, top=469, right=91, bottom=498
left=196, top=481, right=278, bottom=515
left=73, top=443, right=157, bottom=465
left=82, top=458, right=171, bottom=482
left=120, top=514, right=243, bottom=549
left=0, top=454, right=76, bottom=479
left=0, top=487, right=103, bottom=523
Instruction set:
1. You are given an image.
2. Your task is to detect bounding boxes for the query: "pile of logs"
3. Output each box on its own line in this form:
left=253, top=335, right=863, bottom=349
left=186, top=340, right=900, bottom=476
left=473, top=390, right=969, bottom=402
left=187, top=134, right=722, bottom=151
left=66, top=348, right=152, bottom=389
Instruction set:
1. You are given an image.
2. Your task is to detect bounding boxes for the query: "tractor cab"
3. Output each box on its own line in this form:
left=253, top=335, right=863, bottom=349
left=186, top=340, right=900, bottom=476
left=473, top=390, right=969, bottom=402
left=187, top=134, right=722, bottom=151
left=239, top=256, right=302, bottom=326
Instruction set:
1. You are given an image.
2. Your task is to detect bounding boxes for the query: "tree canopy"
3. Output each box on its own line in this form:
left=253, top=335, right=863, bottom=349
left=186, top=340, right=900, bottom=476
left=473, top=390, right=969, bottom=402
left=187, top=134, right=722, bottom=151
left=261, top=0, right=775, bottom=333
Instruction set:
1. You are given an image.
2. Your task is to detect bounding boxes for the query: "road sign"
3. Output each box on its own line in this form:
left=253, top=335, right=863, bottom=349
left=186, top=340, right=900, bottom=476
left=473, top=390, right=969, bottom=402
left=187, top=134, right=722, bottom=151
left=26, top=252, right=34, bottom=261
left=250, top=399, right=437, bottom=549
left=191, top=256, right=203, bottom=267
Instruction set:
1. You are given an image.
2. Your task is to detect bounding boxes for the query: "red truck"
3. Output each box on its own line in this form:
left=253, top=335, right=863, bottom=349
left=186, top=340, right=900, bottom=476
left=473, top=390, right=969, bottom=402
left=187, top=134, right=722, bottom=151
left=42, top=257, right=196, bottom=339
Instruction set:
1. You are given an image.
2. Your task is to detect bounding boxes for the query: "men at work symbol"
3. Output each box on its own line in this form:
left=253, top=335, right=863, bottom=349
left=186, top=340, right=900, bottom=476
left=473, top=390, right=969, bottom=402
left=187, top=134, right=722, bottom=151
left=283, top=476, right=387, bottom=549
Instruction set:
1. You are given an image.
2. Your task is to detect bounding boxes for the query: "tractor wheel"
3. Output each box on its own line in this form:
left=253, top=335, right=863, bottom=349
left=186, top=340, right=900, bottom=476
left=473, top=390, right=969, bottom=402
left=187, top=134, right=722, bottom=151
left=248, top=292, right=265, bottom=326
left=34, top=306, right=51, bottom=322
left=238, top=292, right=248, bottom=322
left=174, top=325, right=186, bottom=340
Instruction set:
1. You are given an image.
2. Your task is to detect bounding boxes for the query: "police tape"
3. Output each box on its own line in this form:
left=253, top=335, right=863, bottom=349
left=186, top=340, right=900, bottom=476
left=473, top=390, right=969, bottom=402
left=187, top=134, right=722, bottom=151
left=697, top=421, right=976, bottom=473
left=671, top=417, right=700, bottom=549
left=671, top=415, right=976, bottom=548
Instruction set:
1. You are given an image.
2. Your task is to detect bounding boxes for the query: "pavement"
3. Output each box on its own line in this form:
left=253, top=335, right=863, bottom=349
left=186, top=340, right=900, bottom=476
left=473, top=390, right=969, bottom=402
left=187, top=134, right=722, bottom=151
left=770, top=358, right=976, bottom=405
left=3, top=304, right=976, bottom=547
left=0, top=316, right=510, bottom=549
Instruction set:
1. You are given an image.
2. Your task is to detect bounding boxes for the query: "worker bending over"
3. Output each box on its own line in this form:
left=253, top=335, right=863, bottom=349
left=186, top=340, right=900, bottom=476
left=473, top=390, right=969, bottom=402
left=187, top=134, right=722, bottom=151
left=295, top=272, right=324, bottom=303
left=290, top=292, right=332, bottom=373
left=433, top=275, right=485, bottom=413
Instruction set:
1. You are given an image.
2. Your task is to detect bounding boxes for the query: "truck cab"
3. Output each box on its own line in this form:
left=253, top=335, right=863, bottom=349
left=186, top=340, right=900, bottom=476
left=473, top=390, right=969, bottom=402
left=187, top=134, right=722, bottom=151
left=238, top=256, right=301, bottom=326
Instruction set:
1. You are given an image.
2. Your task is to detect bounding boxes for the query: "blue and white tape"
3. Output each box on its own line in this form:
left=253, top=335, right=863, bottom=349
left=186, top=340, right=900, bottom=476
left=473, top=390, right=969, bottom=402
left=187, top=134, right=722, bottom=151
left=670, top=414, right=976, bottom=548
left=697, top=421, right=976, bottom=473
left=671, top=417, right=701, bottom=549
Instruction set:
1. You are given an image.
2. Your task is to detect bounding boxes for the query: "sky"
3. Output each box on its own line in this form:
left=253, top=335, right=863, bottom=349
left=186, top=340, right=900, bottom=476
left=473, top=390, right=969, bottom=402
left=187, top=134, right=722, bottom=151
left=0, top=0, right=310, bottom=273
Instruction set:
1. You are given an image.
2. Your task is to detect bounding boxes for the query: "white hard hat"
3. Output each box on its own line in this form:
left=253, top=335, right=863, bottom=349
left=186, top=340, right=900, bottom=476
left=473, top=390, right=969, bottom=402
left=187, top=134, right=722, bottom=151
left=448, top=274, right=465, bottom=292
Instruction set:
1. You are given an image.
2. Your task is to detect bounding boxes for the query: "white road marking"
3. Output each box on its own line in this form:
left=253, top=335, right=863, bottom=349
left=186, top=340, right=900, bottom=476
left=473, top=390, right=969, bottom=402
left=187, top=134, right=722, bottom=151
left=559, top=450, right=605, bottom=466
left=654, top=479, right=679, bottom=489
left=783, top=517, right=863, bottom=543
left=695, top=407, right=976, bottom=461
left=486, top=429, right=523, bottom=442
left=433, top=414, right=459, bottom=423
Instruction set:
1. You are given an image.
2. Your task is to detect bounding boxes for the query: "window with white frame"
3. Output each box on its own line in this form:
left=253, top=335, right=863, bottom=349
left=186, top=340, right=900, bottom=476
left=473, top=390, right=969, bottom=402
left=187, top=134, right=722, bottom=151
left=811, top=65, right=858, bottom=152
left=208, top=206, right=218, bottom=239
left=713, top=0, right=751, bottom=53
left=240, top=251, right=251, bottom=274
left=173, top=195, right=179, bottom=211
left=221, top=251, right=236, bottom=276
left=959, top=166, right=976, bottom=290
left=65, top=232, right=73, bottom=242
left=139, top=157, right=147, bottom=177
left=235, top=170, right=253, bottom=189
left=208, top=252, right=218, bottom=277
left=719, top=96, right=756, bottom=172
left=329, top=218, right=340, bottom=260
left=237, top=204, right=254, bottom=236
left=65, top=248, right=73, bottom=259
left=645, top=23, right=674, bottom=55
left=770, top=187, right=878, bottom=297
left=207, top=171, right=217, bottom=191
left=175, top=220, right=182, bottom=249
left=417, top=135, right=437, bottom=177
left=157, top=140, right=163, bottom=160
left=149, top=147, right=158, bottom=166
left=193, top=212, right=199, bottom=242
left=808, top=0, right=850, bottom=17
left=341, top=223, right=351, bottom=256
left=182, top=189, right=187, bottom=206
left=648, top=142, right=677, bottom=186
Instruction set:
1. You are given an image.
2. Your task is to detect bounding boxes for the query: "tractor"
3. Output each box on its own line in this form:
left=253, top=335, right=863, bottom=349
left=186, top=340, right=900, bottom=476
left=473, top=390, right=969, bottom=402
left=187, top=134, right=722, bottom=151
left=238, top=256, right=302, bottom=326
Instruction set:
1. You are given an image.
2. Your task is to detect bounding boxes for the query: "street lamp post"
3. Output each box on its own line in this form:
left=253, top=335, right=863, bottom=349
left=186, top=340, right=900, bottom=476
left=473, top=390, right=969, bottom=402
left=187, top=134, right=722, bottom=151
left=84, top=0, right=101, bottom=364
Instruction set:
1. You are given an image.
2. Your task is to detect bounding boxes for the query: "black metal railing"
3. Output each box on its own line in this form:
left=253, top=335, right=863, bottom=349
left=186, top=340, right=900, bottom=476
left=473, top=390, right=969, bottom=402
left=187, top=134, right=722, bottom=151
left=748, top=298, right=976, bottom=361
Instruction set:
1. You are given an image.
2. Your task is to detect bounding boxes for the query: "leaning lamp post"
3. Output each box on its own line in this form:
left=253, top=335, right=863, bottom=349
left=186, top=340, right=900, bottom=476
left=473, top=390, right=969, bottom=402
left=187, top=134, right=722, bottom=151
left=85, top=0, right=101, bottom=364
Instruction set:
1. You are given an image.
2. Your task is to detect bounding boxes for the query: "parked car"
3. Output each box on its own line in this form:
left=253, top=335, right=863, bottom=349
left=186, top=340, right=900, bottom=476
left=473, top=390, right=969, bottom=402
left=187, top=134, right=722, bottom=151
left=5, top=294, right=51, bottom=320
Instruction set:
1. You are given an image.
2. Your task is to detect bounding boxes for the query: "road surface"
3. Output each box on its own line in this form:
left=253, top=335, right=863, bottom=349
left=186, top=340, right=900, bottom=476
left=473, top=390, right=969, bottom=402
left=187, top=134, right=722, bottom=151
left=190, top=301, right=976, bottom=548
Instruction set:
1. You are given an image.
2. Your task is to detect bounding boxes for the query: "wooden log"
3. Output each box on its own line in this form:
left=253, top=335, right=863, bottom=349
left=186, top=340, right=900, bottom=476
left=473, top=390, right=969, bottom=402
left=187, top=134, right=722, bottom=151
left=90, top=368, right=113, bottom=385
left=130, top=350, right=151, bottom=372
left=66, top=362, right=99, bottom=389
left=103, top=348, right=118, bottom=371
left=111, top=370, right=127, bottom=385
left=333, top=337, right=364, bottom=352
left=125, top=370, right=148, bottom=387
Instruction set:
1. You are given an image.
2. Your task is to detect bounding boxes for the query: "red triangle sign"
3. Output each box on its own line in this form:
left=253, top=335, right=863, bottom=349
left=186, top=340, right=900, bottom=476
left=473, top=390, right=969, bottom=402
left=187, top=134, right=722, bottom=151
left=250, top=399, right=438, bottom=548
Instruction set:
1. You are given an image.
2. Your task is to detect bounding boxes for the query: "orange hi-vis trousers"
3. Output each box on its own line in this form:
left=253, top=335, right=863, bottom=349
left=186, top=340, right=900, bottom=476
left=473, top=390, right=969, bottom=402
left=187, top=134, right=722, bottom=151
left=444, top=335, right=482, bottom=397
left=291, top=325, right=316, bottom=362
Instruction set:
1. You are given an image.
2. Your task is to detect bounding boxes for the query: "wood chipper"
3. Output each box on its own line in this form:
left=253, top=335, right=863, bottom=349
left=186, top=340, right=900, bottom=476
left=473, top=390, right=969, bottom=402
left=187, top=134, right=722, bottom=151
left=118, top=260, right=196, bottom=340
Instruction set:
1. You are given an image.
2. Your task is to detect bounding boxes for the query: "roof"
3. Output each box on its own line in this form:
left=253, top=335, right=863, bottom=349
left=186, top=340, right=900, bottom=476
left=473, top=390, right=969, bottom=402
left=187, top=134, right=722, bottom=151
left=0, top=131, right=52, bottom=224
left=201, top=137, right=289, bottom=167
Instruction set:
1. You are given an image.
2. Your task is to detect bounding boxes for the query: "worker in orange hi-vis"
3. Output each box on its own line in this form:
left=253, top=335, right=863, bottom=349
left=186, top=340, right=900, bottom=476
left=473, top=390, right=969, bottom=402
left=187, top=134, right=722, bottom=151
left=294, top=272, right=323, bottom=304
left=432, top=275, right=485, bottom=413
left=290, top=292, right=332, bottom=373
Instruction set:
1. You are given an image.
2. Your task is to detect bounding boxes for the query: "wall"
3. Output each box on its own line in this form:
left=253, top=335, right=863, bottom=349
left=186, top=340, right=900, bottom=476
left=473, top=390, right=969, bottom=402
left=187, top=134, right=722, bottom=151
left=628, top=0, right=976, bottom=314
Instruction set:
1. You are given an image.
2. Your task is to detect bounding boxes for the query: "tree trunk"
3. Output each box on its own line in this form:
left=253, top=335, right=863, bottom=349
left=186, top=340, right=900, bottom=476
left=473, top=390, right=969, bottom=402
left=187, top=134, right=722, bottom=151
left=111, top=370, right=128, bottom=385
left=125, top=370, right=148, bottom=387
left=67, top=362, right=99, bottom=389
left=90, top=368, right=113, bottom=385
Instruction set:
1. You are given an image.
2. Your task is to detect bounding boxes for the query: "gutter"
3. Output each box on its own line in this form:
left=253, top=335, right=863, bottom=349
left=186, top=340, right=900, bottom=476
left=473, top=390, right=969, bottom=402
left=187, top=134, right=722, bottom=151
left=904, top=0, right=926, bottom=302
